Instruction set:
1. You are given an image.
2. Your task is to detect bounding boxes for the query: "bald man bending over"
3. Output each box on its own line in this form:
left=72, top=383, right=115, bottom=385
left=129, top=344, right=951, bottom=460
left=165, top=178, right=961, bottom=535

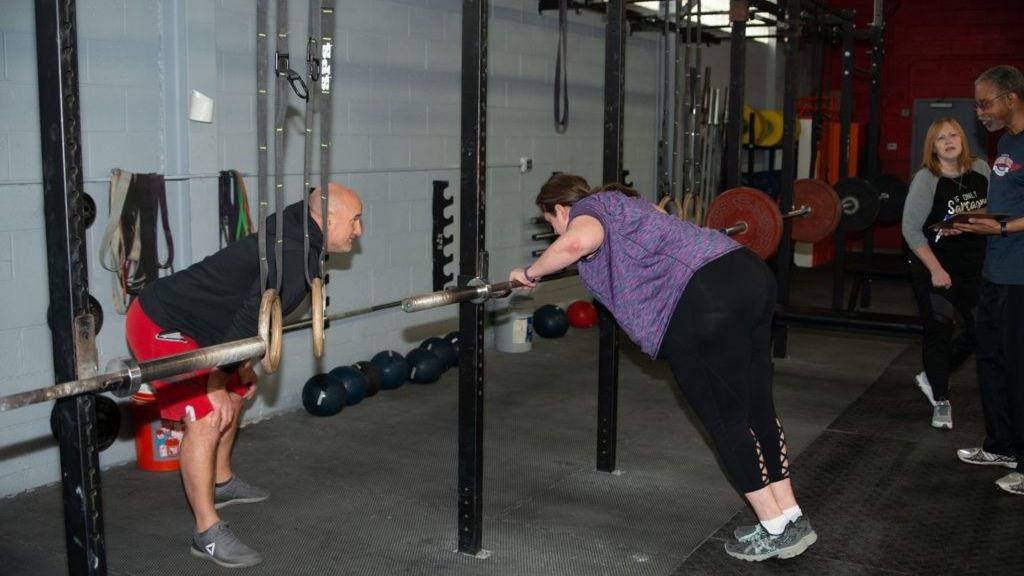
left=125, top=184, right=363, bottom=568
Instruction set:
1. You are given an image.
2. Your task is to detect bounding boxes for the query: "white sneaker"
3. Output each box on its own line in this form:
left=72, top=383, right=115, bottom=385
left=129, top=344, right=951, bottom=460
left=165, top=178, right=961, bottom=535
left=996, top=472, right=1024, bottom=495
left=915, top=372, right=936, bottom=407
left=957, top=447, right=1017, bottom=469
left=932, top=400, right=952, bottom=430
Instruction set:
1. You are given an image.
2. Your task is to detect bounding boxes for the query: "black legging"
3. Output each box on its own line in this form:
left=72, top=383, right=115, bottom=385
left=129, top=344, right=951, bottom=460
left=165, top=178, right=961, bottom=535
left=657, top=248, right=786, bottom=494
left=908, top=257, right=979, bottom=400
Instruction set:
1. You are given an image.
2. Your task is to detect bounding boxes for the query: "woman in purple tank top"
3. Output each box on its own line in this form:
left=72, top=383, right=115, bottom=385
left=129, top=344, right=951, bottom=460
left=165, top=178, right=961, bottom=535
left=510, top=174, right=816, bottom=562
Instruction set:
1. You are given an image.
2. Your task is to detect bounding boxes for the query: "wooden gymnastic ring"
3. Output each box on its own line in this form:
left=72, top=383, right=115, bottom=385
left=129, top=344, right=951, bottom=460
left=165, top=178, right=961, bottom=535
left=656, top=195, right=684, bottom=219
left=681, top=193, right=695, bottom=222
left=258, top=289, right=282, bottom=373
left=311, top=277, right=325, bottom=358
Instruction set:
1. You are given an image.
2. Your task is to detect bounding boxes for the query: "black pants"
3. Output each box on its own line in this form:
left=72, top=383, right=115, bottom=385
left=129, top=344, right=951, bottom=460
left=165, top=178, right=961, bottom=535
left=657, top=248, right=785, bottom=494
left=975, top=281, right=1024, bottom=471
left=908, top=257, right=979, bottom=400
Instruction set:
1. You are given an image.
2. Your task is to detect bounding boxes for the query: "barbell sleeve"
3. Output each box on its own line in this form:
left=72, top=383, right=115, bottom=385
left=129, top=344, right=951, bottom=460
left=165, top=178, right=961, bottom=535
left=781, top=205, right=812, bottom=219
left=402, top=284, right=492, bottom=312
left=402, top=269, right=580, bottom=313
left=0, top=336, right=266, bottom=412
left=720, top=222, right=749, bottom=236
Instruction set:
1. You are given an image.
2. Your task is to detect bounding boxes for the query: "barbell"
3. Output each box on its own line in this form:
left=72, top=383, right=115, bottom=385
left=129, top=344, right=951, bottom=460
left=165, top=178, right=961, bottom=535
left=0, top=336, right=266, bottom=412
left=0, top=268, right=584, bottom=411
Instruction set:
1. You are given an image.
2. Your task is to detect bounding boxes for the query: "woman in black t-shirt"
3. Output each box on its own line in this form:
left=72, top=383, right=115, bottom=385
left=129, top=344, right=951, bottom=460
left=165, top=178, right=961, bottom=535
left=902, top=117, right=989, bottom=430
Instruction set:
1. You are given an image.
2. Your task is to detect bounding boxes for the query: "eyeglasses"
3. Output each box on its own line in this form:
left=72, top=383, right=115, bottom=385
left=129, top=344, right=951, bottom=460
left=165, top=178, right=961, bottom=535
left=975, top=91, right=1011, bottom=112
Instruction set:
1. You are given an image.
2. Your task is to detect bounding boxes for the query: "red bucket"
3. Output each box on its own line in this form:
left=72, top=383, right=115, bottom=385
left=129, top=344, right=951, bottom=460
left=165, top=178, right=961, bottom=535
left=131, top=387, right=182, bottom=472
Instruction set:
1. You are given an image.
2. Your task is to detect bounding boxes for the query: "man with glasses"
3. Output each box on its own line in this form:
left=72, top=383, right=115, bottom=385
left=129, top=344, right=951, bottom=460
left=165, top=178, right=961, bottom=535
left=953, top=65, right=1024, bottom=496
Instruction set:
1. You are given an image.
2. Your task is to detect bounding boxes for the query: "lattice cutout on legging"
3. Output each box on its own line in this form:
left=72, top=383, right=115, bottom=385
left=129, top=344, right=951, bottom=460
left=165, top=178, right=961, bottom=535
left=777, top=417, right=791, bottom=478
left=749, top=428, right=769, bottom=486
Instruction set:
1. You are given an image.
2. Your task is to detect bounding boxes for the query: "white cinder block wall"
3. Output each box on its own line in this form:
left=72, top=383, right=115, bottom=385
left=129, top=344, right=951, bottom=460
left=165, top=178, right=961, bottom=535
left=0, top=0, right=770, bottom=497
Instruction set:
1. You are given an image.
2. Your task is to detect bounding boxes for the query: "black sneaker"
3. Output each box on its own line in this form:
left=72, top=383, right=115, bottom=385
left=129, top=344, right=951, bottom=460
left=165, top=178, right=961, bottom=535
left=724, top=521, right=810, bottom=561
left=191, top=521, right=263, bottom=568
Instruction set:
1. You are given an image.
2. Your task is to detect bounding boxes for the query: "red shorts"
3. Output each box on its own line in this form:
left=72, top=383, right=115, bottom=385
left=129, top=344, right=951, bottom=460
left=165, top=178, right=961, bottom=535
left=125, top=299, right=250, bottom=422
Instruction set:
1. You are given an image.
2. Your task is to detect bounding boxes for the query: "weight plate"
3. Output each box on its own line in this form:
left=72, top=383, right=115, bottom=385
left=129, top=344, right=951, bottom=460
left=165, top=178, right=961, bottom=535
left=873, top=173, right=908, bottom=223
left=50, top=395, right=122, bottom=452
left=87, top=293, right=103, bottom=335
left=790, top=179, right=842, bottom=243
left=82, top=193, right=97, bottom=229
left=741, top=105, right=765, bottom=146
left=705, top=187, right=783, bottom=260
left=834, top=177, right=880, bottom=231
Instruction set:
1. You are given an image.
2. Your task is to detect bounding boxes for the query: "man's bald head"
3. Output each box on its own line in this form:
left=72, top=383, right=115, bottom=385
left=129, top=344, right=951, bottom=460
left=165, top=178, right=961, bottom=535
left=310, top=183, right=363, bottom=253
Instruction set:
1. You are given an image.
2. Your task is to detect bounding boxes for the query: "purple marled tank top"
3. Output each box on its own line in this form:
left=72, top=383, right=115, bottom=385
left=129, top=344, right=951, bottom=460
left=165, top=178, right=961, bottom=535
left=570, top=192, right=741, bottom=357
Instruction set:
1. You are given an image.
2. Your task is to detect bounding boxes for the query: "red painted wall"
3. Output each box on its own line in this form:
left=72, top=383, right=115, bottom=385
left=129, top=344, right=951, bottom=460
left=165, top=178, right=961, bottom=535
left=826, top=0, right=1022, bottom=175
left=822, top=0, right=1023, bottom=250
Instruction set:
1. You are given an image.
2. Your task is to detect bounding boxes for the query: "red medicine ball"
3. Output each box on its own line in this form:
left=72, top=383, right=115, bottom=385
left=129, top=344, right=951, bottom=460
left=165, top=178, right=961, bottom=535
left=566, top=300, right=598, bottom=328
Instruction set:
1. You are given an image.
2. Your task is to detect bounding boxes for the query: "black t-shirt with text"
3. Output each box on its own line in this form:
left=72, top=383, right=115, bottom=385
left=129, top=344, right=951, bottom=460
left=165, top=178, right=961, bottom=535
left=918, top=170, right=987, bottom=275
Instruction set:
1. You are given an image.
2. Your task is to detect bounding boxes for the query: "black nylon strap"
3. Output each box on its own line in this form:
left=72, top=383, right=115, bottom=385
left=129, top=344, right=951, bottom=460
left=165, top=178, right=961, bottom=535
left=218, top=170, right=231, bottom=248
left=553, top=0, right=568, bottom=132
left=319, top=0, right=334, bottom=279
left=256, top=0, right=270, bottom=291
left=151, top=174, right=174, bottom=271
left=303, top=0, right=322, bottom=287
left=272, top=0, right=289, bottom=292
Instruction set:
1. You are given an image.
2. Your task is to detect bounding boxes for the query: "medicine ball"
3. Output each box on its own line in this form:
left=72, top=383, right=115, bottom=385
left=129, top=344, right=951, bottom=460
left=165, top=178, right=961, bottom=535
left=444, top=331, right=460, bottom=365
left=420, top=336, right=457, bottom=369
left=49, top=395, right=121, bottom=451
left=353, top=360, right=383, bottom=397
left=406, top=348, right=444, bottom=384
left=371, top=350, right=409, bottom=391
left=533, top=304, right=568, bottom=338
left=329, top=365, right=368, bottom=406
left=302, top=373, right=346, bottom=417
left=566, top=300, right=598, bottom=328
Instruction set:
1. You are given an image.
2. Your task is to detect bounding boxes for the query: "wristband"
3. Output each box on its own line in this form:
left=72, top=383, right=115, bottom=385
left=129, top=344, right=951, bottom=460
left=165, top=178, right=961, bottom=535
left=1001, top=221, right=1008, bottom=237
left=523, top=266, right=539, bottom=283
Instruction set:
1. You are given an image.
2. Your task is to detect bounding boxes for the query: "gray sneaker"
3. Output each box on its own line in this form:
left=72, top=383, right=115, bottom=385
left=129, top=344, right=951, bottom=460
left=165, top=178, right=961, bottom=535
left=215, top=476, right=269, bottom=510
left=724, top=520, right=810, bottom=561
left=957, top=447, right=1017, bottom=469
left=932, top=400, right=953, bottom=430
left=734, top=516, right=817, bottom=549
left=191, top=521, right=263, bottom=568
left=915, top=372, right=936, bottom=407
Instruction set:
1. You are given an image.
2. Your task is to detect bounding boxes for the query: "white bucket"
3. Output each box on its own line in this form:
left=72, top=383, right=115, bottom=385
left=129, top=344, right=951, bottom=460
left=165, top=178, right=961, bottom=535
left=494, top=297, right=534, bottom=353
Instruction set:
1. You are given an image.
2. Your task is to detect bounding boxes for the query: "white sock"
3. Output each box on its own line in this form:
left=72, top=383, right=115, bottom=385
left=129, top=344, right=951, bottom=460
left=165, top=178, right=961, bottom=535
left=782, top=505, right=802, bottom=523
left=760, top=514, right=789, bottom=536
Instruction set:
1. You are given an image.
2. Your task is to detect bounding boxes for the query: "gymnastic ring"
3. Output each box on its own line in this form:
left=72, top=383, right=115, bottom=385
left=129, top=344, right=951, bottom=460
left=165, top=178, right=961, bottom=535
left=656, top=195, right=683, bottom=219
left=681, top=193, right=695, bottom=222
left=311, top=277, right=325, bottom=358
left=258, top=289, right=283, bottom=373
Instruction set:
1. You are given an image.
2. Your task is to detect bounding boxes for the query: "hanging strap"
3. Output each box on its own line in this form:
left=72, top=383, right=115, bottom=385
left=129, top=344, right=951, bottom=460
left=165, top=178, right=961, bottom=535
left=553, top=0, right=569, bottom=132
left=121, top=174, right=156, bottom=295
left=302, top=0, right=322, bottom=287
left=256, top=0, right=270, bottom=292
left=218, top=170, right=232, bottom=248
left=232, top=170, right=252, bottom=240
left=318, top=0, right=334, bottom=279
left=151, top=175, right=174, bottom=271
left=99, top=168, right=133, bottom=313
left=272, top=0, right=303, bottom=292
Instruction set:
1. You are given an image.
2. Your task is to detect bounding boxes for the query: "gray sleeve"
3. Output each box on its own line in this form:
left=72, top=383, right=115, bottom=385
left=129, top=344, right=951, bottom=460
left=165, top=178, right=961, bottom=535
left=972, top=157, right=991, bottom=179
left=901, top=169, right=937, bottom=250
